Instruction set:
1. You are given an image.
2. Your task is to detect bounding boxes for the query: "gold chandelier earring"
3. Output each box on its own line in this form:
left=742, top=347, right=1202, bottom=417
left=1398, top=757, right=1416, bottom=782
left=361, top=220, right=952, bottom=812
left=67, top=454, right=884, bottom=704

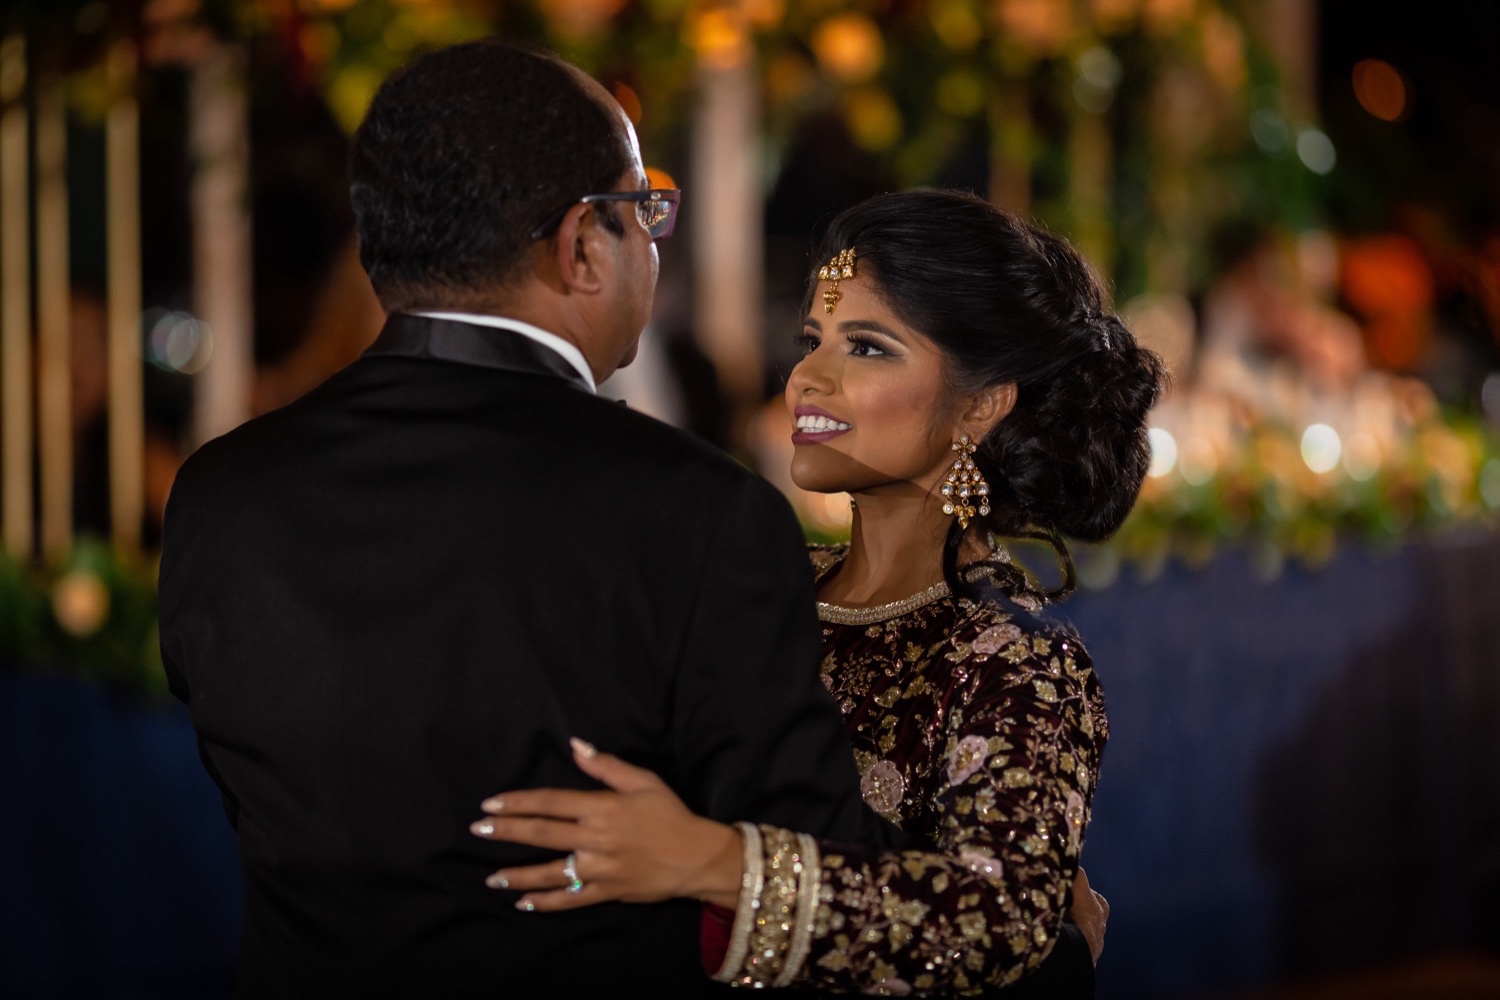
left=940, top=433, right=990, bottom=528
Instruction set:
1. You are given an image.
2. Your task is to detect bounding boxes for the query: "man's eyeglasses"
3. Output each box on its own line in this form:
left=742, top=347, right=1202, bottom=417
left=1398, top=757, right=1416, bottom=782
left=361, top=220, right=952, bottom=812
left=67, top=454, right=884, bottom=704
left=530, top=188, right=682, bottom=241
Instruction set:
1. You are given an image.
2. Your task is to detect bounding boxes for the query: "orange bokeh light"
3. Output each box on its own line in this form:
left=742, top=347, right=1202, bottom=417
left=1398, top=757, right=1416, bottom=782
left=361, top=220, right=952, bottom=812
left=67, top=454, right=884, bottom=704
left=611, top=82, right=643, bottom=125
left=811, top=14, right=884, bottom=84
left=1352, top=58, right=1409, bottom=122
left=690, top=8, right=751, bottom=70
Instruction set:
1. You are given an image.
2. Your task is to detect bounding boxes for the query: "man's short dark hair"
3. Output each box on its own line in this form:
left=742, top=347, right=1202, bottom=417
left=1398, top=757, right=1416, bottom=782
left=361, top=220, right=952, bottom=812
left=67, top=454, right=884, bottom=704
left=349, top=40, right=631, bottom=311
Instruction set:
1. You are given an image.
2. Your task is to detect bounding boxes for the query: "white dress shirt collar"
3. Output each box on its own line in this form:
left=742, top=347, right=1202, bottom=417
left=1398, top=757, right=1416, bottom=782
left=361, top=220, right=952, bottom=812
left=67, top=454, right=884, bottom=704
left=413, top=311, right=596, bottom=393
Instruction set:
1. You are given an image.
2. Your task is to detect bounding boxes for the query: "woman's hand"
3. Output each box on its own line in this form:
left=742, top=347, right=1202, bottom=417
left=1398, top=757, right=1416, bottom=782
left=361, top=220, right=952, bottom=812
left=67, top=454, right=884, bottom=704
left=1069, top=866, right=1109, bottom=965
left=470, top=737, right=744, bottom=912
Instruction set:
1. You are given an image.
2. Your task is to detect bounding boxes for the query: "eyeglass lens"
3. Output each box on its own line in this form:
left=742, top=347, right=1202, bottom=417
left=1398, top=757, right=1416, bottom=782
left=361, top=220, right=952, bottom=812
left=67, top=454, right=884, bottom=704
left=636, top=197, right=674, bottom=238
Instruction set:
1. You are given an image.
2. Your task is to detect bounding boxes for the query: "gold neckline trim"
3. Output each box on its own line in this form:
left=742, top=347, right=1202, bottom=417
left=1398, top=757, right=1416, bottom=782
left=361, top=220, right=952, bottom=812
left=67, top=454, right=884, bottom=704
left=817, top=580, right=951, bottom=625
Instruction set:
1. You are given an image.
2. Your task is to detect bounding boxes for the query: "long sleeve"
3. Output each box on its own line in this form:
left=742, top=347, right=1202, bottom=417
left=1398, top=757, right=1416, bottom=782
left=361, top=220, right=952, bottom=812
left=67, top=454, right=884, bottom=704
left=714, top=617, right=1106, bottom=994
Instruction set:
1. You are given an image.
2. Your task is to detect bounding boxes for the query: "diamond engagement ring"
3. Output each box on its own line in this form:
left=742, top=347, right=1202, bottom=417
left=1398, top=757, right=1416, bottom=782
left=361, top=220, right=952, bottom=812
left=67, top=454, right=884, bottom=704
left=562, top=852, right=584, bottom=893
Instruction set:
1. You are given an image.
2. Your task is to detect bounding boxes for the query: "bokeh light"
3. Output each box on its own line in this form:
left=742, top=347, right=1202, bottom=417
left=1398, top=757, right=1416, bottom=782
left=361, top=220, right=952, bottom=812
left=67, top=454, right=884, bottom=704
left=1352, top=58, right=1410, bottom=122
left=844, top=87, right=902, bottom=151
left=812, top=14, right=885, bottom=84
left=1074, top=46, right=1122, bottom=113
left=145, top=309, right=213, bottom=375
left=612, top=82, right=643, bottom=125
left=52, top=569, right=110, bottom=637
left=690, top=8, right=751, bottom=70
left=1148, top=427, right=1179, bottom=478
left=645, top=166, right=676, bottom=189
left=1296, top=128, right=1336, bottom=174
left=1482, top=459, right=1500, bottom=511
left=1300, top=423, right=1343, bottom=473
left=930, top=1, right=982, bottom=51
left=1481, top=372, right=1500, bottom=422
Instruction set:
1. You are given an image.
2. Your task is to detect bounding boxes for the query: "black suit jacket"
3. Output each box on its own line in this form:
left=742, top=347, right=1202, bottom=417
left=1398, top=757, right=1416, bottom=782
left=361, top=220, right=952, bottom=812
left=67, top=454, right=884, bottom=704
left=159, top=314, right=890, bottom=996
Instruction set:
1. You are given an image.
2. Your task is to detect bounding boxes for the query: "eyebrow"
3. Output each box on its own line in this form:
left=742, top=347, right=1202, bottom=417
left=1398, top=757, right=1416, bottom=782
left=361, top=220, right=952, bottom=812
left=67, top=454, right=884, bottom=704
left=840, top=318, right=905, bottom=342
left=801, top=316, right=906, bottom=343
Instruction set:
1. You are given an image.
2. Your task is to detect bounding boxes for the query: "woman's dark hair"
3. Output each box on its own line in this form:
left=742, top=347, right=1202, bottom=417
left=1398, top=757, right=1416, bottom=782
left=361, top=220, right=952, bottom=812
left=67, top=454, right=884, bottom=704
left=809, top=188, right=1165, bottom=602
left=349, top=40, right=630, bottom=311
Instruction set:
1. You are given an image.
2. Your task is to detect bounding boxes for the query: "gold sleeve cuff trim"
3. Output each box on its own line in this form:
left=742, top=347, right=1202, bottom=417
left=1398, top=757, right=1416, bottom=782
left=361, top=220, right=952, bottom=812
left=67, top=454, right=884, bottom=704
left=716, top=824, right=813, bottom=987
left=713, top=821, right=764, bottom=983
left=774, top=831, right=821, bottom=987
left=749, top=827, right=801, bottom=984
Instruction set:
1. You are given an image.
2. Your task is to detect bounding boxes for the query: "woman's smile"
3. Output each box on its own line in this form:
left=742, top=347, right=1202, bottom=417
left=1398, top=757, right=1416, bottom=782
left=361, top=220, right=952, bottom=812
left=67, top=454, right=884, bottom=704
left=791, top=405, right=854, bottom=443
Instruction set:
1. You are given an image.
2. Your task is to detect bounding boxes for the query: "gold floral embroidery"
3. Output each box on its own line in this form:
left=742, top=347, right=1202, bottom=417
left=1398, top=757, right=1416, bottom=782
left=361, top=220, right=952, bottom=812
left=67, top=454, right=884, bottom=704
left=743, top=544, right=1112, bottom=995
left=860, top=759, right=906, bottom=816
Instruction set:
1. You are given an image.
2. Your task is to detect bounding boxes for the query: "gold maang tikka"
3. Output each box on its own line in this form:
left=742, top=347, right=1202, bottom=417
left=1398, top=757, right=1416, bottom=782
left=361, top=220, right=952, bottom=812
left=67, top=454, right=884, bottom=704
left=940, top=434, right=991, bottom=528
left=818, top=248, right=857, bottom=314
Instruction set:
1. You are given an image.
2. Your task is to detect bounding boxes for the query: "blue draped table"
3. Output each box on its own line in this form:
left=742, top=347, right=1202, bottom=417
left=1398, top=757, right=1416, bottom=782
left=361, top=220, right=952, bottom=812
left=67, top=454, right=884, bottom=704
left=0, top=674, right=242, bottom=997
left=4, top=532, right=1498, bottom=998
left=1073, top=531, right=1500, bottom=998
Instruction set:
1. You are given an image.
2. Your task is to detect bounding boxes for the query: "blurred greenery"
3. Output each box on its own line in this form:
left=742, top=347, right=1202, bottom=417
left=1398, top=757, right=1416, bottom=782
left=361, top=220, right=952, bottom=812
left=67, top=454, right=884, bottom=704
left=3, top=2, right=1495, bottom=694
left=0, top=539, right=167, bottom=700
left=9, top=0, right=1330, bottom=302
left=7, top=413, right=1493, bottom=699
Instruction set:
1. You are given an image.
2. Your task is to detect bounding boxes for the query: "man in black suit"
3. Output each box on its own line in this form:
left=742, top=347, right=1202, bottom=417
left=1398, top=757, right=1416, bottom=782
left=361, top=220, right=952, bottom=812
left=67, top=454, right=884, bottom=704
left=159, top=40, right=886, bottom=996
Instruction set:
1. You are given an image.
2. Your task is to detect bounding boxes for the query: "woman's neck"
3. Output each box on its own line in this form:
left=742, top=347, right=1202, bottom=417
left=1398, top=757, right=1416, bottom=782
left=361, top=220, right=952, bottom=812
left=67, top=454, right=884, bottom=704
left=818, top=486, right=951, bottom=607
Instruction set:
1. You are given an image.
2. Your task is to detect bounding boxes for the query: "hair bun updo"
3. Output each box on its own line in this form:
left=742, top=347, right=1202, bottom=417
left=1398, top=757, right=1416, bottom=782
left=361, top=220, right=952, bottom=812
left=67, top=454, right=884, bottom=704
left=979, top=315, right=1165, bottom=544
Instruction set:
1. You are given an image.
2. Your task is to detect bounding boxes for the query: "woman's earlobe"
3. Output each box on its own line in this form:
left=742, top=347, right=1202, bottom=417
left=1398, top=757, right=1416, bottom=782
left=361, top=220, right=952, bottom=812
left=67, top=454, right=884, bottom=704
left=966, top=383, right=1018, bottom=434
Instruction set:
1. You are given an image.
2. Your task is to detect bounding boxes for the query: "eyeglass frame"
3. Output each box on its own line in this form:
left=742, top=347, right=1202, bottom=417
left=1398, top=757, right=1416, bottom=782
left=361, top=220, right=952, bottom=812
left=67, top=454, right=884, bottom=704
left=529, top=188, right=682, bottom=241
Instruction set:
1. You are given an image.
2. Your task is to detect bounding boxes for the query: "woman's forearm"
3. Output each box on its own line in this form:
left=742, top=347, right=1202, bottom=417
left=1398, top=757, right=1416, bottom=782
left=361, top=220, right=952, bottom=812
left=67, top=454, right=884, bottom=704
left=687, top=818, right=745, bottom=910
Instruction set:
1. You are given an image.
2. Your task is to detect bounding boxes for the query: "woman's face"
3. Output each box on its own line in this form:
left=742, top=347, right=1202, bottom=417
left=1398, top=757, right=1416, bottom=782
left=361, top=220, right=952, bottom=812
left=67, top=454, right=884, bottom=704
left=785, top=277, right=961, bottom=497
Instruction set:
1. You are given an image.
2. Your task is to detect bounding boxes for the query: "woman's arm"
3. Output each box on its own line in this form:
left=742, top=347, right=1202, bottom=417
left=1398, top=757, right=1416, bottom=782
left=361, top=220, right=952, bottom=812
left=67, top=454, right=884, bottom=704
left=473, top=630, right=1104, bottom=992
left=712, top=628, right=1105, bottom=993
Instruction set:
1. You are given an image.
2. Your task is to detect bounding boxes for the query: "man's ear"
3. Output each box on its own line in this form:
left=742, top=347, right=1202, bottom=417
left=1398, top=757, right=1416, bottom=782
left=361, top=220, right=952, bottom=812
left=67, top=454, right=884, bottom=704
left=961, top=383, right=1017, bottom=439
left=550, top=202, right=610, bottom=296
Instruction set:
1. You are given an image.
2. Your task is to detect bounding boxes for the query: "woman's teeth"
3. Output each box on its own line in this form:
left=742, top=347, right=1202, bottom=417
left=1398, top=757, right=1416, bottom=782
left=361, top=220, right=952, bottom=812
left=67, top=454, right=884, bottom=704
left=796, top=414, right=852, bottom=432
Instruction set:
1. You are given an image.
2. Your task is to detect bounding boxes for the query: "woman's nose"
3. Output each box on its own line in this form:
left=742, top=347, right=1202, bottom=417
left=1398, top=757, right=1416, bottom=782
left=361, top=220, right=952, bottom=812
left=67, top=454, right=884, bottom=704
left=788, top=348, right=835, bottom=396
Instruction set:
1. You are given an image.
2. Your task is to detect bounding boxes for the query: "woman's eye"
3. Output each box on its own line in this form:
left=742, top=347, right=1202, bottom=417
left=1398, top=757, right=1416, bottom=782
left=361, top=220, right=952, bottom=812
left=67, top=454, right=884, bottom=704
left=795, top=332, right=820, bottom=355
left=848, top=337, right=886, bottom=357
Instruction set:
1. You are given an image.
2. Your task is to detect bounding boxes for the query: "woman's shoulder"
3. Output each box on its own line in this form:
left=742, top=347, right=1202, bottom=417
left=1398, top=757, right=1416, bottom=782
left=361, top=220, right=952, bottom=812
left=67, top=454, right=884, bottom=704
left=946, top=597, right=1088, bottom=661
left=941, top=599, right=1107, bottom=741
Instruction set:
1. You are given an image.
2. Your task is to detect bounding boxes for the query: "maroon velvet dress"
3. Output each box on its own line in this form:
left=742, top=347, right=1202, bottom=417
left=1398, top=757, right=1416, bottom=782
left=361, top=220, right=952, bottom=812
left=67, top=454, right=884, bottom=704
left=708, top=544, right=1108, bottom=994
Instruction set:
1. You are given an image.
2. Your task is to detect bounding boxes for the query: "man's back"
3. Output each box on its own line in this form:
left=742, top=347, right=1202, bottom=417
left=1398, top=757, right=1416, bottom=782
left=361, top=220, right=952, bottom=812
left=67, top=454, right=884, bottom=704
left=160, top=328, right=880, bottom=994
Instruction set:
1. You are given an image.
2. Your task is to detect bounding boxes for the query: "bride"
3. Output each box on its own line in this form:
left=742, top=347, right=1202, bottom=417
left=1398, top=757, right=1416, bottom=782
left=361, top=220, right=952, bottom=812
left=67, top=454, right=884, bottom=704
left=470, top=189, right=1163, bottom=994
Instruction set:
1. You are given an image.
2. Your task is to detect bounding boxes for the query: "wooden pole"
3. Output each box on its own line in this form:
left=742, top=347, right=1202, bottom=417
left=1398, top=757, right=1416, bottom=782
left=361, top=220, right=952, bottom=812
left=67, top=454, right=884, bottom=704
left=690, top=57, right=763, bottom=434
left=1067, top=111, right=1113, bottom=283
left=106, top=39, right=143, bottom=552
left=1260, top=0, right=1316, bottom=111
left=36, top=72, right=71, bottom=560
left=988, top=84, right=1032, bottom=214
left=0, top=33, right=31, bottom=559
left=189, top=43, right=253, bottom=447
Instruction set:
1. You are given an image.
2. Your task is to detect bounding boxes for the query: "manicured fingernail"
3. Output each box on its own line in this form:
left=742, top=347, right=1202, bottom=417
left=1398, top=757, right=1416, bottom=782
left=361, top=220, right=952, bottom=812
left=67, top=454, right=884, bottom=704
left=570, top=737, right=596, bottom=758
left=486, top=872, right=509, bottom=889
left=481, top=797, right=505, bottom=813
left=470, top=820, right=494, bottom=836
left=517, top=898, right=535, bottom=912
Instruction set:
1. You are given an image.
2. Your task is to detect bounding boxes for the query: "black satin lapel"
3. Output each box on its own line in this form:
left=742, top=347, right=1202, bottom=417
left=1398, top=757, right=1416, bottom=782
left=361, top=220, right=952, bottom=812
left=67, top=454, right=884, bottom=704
left=362, top=313, right=590, bottom=390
